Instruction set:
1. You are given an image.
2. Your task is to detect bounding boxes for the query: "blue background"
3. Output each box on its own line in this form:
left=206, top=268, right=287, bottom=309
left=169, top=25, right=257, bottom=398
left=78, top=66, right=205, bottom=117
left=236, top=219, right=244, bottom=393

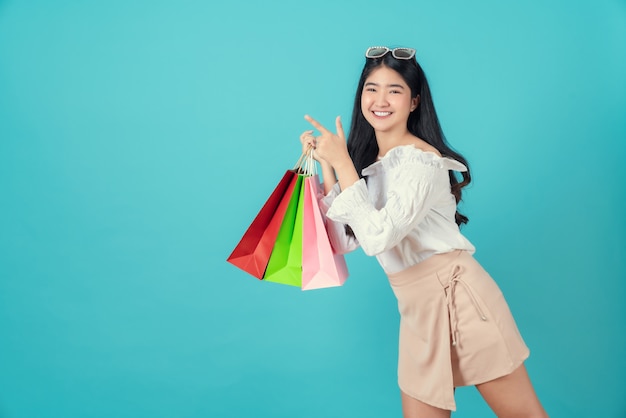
left=1, top=0, right=624, bottom=417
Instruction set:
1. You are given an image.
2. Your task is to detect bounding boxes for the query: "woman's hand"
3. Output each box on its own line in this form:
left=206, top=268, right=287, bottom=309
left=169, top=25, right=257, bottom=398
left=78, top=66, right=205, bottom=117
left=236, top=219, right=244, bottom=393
left=299, top=129, right=318, bottom=159
left=303, top=115, right=351, bottom=170
left=303, top=114, right=359, bottom=192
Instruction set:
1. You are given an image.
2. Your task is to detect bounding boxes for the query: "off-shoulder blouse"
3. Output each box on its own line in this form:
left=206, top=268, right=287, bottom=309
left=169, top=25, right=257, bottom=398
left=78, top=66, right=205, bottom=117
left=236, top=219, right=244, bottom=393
left=320, top=145, right=475, bottom=275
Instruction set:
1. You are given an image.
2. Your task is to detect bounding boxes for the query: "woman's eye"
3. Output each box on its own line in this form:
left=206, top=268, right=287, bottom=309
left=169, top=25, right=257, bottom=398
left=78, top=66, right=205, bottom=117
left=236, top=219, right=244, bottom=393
left=390, top=90, right=401, bottom=94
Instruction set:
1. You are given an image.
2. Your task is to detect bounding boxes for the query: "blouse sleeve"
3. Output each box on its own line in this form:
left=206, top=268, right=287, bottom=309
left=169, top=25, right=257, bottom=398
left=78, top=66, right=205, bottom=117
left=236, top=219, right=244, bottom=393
left=325, top=147, right=465, bottom=256
left=318, top=182, right=360, bottom=255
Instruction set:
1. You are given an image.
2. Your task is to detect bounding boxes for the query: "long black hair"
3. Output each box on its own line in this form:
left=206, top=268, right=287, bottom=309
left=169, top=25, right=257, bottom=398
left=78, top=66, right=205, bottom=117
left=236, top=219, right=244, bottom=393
left=347, top=52, right=471, bottom=225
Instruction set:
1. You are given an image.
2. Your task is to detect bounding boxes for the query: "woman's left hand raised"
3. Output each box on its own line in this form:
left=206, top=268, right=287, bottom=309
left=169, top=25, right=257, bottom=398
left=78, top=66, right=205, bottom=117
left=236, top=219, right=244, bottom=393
left=304, top=114, right=351, bottom=170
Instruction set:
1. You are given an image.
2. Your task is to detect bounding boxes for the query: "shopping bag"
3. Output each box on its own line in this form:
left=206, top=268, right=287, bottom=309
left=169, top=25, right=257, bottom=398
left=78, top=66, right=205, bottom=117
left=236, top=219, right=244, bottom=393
left=227, top=170, right=298, bottom=279
left=301, top=175, right=349, bottom=290
left=228, top=149, right=349, bottom=290
left=263, top=173, right=305, bottom=287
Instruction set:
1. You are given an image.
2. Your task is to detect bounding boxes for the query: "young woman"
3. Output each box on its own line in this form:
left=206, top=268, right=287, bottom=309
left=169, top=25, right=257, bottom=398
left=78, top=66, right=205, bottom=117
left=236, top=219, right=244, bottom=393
left=300, top=47, right=548, bottom=418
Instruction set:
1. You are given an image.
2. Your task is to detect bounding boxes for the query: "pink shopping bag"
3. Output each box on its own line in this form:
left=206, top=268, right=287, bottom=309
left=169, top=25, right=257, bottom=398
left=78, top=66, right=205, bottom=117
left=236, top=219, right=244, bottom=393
left=301, top=175, right=349, bottom=290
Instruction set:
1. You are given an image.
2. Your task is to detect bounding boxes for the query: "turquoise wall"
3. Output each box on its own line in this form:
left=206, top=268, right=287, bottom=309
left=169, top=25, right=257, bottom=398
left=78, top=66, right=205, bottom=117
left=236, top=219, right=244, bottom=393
left=1, top=0, right=624, bottom=417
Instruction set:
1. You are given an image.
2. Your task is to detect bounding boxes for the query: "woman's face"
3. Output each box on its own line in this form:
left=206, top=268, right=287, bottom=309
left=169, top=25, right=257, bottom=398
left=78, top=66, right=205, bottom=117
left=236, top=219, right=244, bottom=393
left=360, top=65, right=418, bottom=134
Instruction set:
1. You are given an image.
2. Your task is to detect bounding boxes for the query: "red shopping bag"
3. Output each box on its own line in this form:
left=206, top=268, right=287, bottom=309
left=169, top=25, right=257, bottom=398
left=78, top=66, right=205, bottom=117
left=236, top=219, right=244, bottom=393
left=301, top=175, right=348, bottom=290
left=227, top=170, right=298, bottom=279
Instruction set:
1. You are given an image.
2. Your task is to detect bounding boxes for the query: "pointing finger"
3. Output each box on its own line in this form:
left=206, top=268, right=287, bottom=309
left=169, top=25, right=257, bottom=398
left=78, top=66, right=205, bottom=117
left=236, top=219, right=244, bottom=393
left=335, top=116, right=345, bottom=140
left=304, top=114, right=329, bottom=134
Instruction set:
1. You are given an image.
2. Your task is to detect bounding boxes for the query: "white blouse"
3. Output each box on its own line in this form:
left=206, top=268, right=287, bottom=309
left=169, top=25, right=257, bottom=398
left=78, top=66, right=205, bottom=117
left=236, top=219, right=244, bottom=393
left=320, top=145, right=475, bottom=275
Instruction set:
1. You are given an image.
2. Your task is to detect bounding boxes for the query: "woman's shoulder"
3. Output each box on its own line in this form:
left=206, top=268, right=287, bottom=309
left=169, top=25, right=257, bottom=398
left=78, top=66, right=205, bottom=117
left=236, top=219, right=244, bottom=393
left=381, top=144, right=467, bottom=172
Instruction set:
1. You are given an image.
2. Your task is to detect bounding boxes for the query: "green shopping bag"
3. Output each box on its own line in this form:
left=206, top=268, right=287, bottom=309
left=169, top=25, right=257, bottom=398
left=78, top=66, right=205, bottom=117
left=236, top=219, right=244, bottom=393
left=263, top=172, right=305, bottom=287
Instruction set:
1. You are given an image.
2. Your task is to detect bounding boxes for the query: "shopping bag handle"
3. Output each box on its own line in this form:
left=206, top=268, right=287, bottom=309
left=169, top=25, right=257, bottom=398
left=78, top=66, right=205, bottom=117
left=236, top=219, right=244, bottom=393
left=293, top=147, right=317, bottom=176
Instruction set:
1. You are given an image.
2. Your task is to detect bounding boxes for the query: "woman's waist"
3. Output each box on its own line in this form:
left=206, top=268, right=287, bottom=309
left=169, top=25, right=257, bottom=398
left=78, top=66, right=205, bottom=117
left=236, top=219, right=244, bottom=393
left=377, top=233, right=475, bottom=276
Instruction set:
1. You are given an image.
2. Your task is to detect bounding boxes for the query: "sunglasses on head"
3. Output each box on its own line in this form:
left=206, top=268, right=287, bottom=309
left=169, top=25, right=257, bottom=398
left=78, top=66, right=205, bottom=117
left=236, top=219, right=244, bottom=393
left=365, top=46, right=416, bottom=60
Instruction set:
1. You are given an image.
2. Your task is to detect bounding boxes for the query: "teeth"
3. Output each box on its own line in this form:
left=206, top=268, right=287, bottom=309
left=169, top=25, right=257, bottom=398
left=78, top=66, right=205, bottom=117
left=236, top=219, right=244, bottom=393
left=374, top=111, right=391, bottom=117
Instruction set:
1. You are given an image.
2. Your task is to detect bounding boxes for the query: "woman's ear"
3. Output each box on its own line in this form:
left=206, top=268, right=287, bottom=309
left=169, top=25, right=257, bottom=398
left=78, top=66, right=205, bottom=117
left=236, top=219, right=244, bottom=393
left=411, top=95, right=420, bottom=112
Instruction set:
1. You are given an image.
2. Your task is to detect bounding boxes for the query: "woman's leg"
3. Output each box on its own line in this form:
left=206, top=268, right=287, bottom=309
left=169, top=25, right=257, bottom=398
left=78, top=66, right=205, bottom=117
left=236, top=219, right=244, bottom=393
left=400, top=391, right=451, bottom=418
left=476, top=364, right=548, bottom=418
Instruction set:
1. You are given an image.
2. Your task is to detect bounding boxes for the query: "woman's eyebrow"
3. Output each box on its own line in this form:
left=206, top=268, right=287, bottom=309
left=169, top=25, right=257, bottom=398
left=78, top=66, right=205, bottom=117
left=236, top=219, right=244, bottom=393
left=364, top=82, right=405, bottom=89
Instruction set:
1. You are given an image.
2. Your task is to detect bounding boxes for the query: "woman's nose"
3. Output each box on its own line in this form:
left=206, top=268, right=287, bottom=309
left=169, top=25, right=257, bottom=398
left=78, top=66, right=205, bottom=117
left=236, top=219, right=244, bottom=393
left=375, top=93, right=389, bottom=106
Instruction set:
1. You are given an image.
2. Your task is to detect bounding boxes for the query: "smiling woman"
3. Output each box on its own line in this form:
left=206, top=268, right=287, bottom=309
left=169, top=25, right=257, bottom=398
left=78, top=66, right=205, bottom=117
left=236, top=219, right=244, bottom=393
left=360, top=67, right=420, bottom=149
left=0, top=0, right=623, bottom=416
left=299, top=47, right=549, bottom=418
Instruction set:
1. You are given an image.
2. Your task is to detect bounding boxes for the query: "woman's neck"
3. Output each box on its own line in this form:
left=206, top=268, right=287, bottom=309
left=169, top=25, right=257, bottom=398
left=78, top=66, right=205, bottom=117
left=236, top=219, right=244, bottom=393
left=375, top=128, right=416, bottom=157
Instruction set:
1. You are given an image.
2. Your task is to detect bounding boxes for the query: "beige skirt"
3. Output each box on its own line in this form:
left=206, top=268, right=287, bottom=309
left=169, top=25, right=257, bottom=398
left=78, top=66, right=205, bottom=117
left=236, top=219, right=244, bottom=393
left=387, top=250, right=529, bottom=411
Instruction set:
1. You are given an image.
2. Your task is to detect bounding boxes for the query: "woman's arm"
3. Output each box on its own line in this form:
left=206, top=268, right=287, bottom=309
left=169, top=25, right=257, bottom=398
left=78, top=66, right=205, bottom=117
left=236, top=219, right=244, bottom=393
left=318, top=182, right=360, bottom=254
left=299, top=121, right=358, bottom=254
left=320, top=160, right=337, bottom=195
left=326, top=149, right=452, bottom=256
